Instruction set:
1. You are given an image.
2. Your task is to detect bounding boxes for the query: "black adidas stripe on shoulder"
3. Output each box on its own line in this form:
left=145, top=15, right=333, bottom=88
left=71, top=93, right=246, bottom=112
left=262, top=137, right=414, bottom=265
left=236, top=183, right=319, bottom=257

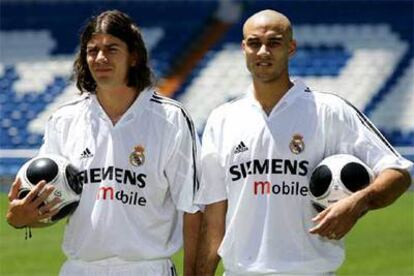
left=150, top=93, right=200, bottom=197
left=318, top=92, right=399, bottom=157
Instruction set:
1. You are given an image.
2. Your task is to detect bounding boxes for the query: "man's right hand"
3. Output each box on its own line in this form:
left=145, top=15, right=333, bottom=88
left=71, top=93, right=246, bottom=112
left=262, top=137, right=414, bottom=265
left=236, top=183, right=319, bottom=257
left=6, top=178, right=61, bottom=228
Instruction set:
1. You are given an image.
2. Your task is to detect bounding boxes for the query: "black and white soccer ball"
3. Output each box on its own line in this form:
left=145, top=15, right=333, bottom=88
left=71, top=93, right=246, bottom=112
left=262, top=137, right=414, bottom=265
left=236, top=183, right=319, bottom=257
left=309, top=154, right=374, bottom=212
left=17, top=154, right=83, bottom=223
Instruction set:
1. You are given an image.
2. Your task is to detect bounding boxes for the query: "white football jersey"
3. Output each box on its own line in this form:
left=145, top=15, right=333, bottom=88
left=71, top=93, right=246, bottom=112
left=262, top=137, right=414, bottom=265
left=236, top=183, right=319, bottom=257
left=39, top=88, right=200, bottom=262
left=196, top=79, right=412, bottom=274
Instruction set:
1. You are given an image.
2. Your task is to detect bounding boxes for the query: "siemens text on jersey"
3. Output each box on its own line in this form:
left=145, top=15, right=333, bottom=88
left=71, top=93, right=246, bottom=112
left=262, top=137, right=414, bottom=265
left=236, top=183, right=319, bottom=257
left=78, top=166, right=147, bottom=187
left=229, top=158, right=309, bottom=181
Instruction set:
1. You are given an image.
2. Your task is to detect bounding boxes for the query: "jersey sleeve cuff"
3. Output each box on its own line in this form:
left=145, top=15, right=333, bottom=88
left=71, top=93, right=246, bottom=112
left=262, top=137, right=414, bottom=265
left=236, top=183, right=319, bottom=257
left=194, top=195, right=228, bottom=205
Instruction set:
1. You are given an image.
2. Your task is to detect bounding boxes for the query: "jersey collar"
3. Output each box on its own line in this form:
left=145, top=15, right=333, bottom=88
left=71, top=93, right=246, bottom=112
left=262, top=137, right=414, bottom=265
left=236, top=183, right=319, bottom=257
left=89, top=88, right=152, bottom=125
left=245, top=78, right=310, bottom=117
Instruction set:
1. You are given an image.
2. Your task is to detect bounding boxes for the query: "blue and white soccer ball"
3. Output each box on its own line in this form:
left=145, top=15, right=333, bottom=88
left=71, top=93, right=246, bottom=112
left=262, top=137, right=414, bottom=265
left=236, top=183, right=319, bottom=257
left=17, top=154, right=83, bottom=223
left=309, top=154, right=375, bottom=212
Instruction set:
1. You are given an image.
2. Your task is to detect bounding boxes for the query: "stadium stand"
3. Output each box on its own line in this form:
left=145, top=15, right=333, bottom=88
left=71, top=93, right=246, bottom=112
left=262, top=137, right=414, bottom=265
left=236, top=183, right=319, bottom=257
left=0, top=0, right=218, bottom=175
left=178, top=1, right=413, bottom=134
left=371, top=58, right=414, bottom=145
left=0, top=0, right=413, bottom=178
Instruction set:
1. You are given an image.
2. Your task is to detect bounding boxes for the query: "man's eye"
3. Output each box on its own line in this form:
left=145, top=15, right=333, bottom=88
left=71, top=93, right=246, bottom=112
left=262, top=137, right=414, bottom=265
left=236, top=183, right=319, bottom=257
left=87, top=49, right=97, bottom=55
left=249, top=42, right=261, bottom=48
left=268, top=41, right=280, bottom=47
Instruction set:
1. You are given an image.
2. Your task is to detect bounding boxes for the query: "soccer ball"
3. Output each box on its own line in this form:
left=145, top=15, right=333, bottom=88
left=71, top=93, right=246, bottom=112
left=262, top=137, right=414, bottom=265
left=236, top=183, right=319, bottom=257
left=309, top=154, right=374, bottom=212
left=17, top=154, right=83, bottom=223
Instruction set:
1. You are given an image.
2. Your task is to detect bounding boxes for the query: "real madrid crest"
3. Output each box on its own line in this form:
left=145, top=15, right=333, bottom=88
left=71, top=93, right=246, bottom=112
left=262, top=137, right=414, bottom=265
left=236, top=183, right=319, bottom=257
left=129, top=145, right=145, bottom=166
left=289, top=134, right=305, bottom=154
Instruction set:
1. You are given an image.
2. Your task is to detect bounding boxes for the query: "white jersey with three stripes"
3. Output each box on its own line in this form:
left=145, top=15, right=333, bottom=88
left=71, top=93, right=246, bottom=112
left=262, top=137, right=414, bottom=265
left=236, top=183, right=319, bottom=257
left=195, top=78, right=413, bottom=275
left=39, top=88, right=200, bottom=272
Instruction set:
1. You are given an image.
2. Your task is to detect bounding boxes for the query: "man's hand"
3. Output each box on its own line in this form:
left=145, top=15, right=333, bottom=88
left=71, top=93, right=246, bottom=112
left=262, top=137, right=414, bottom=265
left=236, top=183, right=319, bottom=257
left=6, top=178, right=61, bottom=228
left=309, top=191, right=367, bottom=240
left=309, top=168, right=411, bottom=240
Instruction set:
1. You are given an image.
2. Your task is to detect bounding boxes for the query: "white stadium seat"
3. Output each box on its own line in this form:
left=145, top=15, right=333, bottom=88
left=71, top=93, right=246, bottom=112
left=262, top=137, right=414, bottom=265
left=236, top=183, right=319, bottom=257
left=371, top=58, right=414, bottom=131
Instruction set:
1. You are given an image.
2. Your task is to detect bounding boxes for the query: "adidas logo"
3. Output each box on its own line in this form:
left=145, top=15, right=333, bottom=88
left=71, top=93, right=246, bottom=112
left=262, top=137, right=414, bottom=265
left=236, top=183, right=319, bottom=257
left=234, top=141, right=248, bottom=154
left=80, top=147, right=94, bottom=159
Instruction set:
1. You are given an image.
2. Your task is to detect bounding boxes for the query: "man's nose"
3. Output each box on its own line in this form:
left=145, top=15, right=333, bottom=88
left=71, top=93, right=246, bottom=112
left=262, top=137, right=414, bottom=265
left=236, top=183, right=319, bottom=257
left=96, top=50, right=108, bottom=63
left=257, top=44, right=270, bottom=56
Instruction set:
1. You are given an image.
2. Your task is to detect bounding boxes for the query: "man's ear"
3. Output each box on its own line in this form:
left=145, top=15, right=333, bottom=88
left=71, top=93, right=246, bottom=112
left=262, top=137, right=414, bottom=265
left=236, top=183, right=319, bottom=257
left=288, top=39, right=297, bottom=57
left=130, top=53, right=138, bottom=67
left=241, top=40, right=246, bottom=51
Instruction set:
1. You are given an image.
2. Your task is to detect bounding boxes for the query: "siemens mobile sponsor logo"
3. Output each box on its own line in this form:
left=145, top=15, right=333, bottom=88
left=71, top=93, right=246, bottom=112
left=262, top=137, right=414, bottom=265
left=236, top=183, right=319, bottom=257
left=229, top=158, right=311, bottom=196
left=78, top=166, right=148, bottom=206
left=229, top=158, right=309, bottom=180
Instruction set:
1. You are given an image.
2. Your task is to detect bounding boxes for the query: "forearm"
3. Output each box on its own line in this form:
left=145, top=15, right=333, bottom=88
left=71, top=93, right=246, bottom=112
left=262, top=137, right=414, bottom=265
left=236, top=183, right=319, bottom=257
left=196, top=201, right=227, bottom=275
left=183, top=211, right=202, bottom=276
left=358, top=168, right=411, bottom=212
left=196, top=220, right=222, bottom=275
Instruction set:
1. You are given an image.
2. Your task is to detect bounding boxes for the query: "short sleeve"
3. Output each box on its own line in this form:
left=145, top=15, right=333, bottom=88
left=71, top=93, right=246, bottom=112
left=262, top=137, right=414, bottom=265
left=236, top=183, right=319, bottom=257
left=164, top=114, right=201, bottom=213
left=195, top=111, right=227, bottom=205
left=325, top=100, right=413, bottom=175
left=38, top=115, right=63, bottom=155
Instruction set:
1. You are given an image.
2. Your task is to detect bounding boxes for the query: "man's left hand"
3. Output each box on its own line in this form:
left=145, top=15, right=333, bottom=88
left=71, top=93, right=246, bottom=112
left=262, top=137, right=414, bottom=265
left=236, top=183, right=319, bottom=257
left=309, top=191, right=368, bottom=240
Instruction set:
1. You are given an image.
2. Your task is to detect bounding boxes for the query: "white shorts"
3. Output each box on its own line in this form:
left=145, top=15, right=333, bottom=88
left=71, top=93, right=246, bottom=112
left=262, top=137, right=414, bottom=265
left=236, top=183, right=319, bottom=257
left=59, top=258, right=177, bottom=276
left=224, top=272, right=335, bottom=276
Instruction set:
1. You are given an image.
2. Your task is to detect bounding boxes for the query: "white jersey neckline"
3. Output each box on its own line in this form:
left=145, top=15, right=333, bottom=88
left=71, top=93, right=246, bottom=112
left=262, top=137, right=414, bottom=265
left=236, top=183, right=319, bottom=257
left=89, top=88, right=153, bottom=126
left=244, top=78, right=309, bottom=119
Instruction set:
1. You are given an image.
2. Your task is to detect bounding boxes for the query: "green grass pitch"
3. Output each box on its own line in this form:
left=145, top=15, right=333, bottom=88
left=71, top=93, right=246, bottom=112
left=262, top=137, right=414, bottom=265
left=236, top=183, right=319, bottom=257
left=0, top=193, right=412, bottom=275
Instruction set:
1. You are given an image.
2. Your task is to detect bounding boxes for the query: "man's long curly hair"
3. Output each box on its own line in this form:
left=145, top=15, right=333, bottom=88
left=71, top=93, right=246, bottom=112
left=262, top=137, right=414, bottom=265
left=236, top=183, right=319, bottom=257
left=73, top=10, right=153, bottom=94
